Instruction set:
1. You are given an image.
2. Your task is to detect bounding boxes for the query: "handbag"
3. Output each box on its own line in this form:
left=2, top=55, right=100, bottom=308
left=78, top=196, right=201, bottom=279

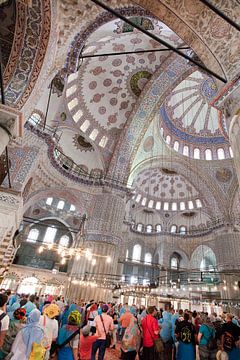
left=146, top=317, right=164, bottom=353
left=100, top=315, right=111, bottom=348
left=29, top=341, right=46, bottom=360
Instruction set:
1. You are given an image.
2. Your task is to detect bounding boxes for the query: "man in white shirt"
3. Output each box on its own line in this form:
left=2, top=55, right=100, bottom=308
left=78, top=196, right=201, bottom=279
left=0, top=293, right=10, bottom=347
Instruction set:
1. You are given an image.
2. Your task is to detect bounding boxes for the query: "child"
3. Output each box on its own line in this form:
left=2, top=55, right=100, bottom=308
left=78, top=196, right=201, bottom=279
left=79, top=325, right=98, bottom=360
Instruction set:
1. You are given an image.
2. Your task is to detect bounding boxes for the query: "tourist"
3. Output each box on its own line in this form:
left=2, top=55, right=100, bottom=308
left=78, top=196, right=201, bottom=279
left=175, top=312, right=195, bottom=360
left=22, top=294, right=36, bottom=316
left=0, top=307, right=26, bottom=359
left=61, top=303, right=78, bottom=326
left=221, top=313, right=240, bottom=360
left=121, top=316, right=141, bottom=360
left=91, top=304, right=114, bottom=360
left=10, top=309, right=44, bottom=360
left=141, top=306, right=160, bottom=360
left=198, top=314, right=217, bottom=360
left=110, top=312, right=119, bottom=349
left=39, top=303, right=60, bottom=360
left=6, top=295, right=20, bottom=321
left=119, top=307, right=134, bottom=340
left=57, top=310, right=81, bottom=360
left=87, top=303, right=98, bottom=333
left=79, top=324, right=98, bottom=360
left=0, top=294, right=10, bottom=349
left=160, top=311, right=173, bottom=360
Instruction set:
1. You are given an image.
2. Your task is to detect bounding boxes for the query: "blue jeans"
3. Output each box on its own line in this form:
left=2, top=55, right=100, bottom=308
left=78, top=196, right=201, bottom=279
left=91, top=339, right=107, bottom=360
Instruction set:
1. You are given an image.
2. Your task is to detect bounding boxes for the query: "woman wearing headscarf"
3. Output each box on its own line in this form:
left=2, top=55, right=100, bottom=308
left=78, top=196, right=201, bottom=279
left=7, top=295, right=20, bottom=321
left=197, top=314, right=217, bottom=360
left=39, top=304, right=60, bottom=360
left=57, top=310, right=81, bottom=360
left=0, top=308, right=26, bottom=359
left=121, top=316, right=141, bottom=360
left=160, top=311, right=173, bottom=360
left=10, top=309, right=44, bottom=360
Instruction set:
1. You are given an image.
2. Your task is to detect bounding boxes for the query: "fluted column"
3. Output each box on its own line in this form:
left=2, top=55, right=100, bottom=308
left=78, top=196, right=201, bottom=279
left=67, top=191, right=125, bottom=302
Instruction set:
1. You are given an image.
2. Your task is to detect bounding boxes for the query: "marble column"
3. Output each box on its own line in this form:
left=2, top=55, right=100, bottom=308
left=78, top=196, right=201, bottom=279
left=67, top=191, right=125, bottom=302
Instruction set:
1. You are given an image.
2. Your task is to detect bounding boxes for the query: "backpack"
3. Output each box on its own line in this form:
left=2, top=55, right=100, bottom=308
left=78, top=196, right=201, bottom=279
left=180, top=325, right=192, bottom=344
left=223, top=331, right=235, bottom=352
left=204, top=326, right=217, bottom=351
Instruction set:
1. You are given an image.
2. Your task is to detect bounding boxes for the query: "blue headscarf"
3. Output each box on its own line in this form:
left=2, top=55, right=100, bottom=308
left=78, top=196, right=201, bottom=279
left=7, top=295, right=20, bottom=320
left=21, top=309, right=44, bottom=357
left=160, top=312, right=172, bottom=342
left=23, top=300, right=36, bottom=316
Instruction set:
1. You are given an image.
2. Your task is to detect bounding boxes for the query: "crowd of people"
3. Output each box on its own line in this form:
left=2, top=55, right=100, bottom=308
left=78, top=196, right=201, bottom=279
left=0, top=290, right=240, bottom=360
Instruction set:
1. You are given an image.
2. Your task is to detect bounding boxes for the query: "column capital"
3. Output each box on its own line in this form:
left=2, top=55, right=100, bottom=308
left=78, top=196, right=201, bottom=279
left=0, top=104, right=24, bottom=139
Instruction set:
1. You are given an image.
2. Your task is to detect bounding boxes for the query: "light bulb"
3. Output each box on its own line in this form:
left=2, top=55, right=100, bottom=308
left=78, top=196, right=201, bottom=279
left=69, top=248, right=74, bottom=256
left=92, top=258, right=96, bottom=266
left=48, top=243, right=53, bottom=250
left=189, top=287, right=192, bottom=291
left=76, top=254, right=80, bottom=260
left=61, top=258, right=66, bottom=265
left=223, top=286, right=227, bottom=291
left=38, top=246, right=44, bottom=253
left=106, top=256, right=111, bottom=263
left=61, top=251, right=65, bottom=258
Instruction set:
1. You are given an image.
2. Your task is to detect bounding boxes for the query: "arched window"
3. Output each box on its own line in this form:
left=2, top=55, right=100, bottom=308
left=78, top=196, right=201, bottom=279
left=170, top=225, right=177, bottom=233
left=166, top=135, right=171, bottom=144
left=148, top=200, right=154, bottom=208
left=89, top=129, right=99, bottom=141
left=141, top=197, right=147, bottom=206
left=156, top=224, right=162, bottom=233
left=135, top=194, right=141, bottom=203
left=80, top=120, right=90, bottom=132
left=146, top=225, right=152, bottom=233
left=43, top=226, right=57, bottom=244
left=156, top=202, right=161, bottom=210
left=188, top=200, right=194, bottom=210
left=196, top=199, right=202, bottom=208
left=57, top=200, right=65, bottom=210
left=46, top=197, right=53, bottom=206
left=99, top=136, right=108, bottom=148
left=173, top=141, right=179, bottom=151
left=170, top=257, right=178, bottom=269
left=126, top=249, right=129, bottom=260
left=163, top=202, right=169, bottom=211
left=229, top=146, right=233, bottom=158
left=205, top=149, right=212, bottom=160
left=132, top=244, right=141, bottom=262
left=137, top=223, right=143, bottom=232
left=144, top=253, right=152, bottom=264
left=27, top=228, right=39, bottom=243
left=28, top=113, right=42, bottom=126
left=172, top=202, right=177, bottom=211
left=194, top=148, right=200, bottom=159
left=183, top=145, right=189, bottom=156
left=70, top=204, right=76, bottom=212
left=217, top=148, right=225, bottom=160
left=179, top=226, right=186, bottom=235
left=59, top=235, right=70, bottom=247
left=180, top=202, right=185, bottom=210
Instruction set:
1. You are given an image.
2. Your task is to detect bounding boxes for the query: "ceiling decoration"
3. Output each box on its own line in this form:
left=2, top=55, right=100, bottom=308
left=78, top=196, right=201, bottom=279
left=159, top=70, right=231, bottom=160
left=66, top=16, right=185, bottom=144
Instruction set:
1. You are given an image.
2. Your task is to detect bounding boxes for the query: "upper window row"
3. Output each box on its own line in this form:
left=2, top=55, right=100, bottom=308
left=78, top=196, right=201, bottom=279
left=26, top=227, right=70, bottom=247
left=126, top=245, right=152, bottom=264
left=134, top=196, right=202, bottom=211
left=46, top=198, right=76, bottom=212
left=135, top=223, right=187, bottom=235
left=164, top=134, right=233, bottom=160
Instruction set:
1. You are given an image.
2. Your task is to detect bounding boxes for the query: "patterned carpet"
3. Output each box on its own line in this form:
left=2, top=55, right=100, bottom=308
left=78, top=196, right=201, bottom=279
left=105, top=345, right=121, bottom=360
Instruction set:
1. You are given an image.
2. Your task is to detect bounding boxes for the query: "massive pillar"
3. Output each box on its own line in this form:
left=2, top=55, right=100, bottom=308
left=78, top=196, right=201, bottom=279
left=212, top=229, right=240, bottom=302
left=67, top=190, right=126, bottom=302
